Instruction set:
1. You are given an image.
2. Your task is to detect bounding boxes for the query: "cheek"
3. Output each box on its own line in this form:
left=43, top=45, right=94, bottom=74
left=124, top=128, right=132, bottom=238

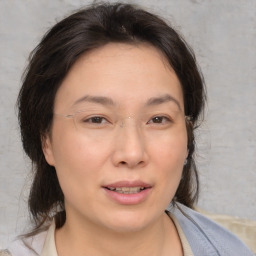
left=149, top=131, right=187, bottom=196
left=50, top=128, right=111, bottom=193
left=51, top=134, right=110, bottom=211
left=150, top=129, right=187, bottom=165
left=52, top=128, right=107, bottom=167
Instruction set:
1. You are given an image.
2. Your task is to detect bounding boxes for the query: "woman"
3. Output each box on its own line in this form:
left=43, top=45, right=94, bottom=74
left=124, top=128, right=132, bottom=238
left=1, top=2, right=254, bottom=256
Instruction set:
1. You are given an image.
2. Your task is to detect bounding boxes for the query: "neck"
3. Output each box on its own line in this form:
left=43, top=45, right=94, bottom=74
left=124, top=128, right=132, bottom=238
left=55, top=211, right=182, bottom=256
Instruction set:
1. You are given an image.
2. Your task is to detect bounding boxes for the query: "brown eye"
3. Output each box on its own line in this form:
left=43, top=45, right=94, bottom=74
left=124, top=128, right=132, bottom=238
left=90, top=117, right=105, bottom=123
left=83, top=116, right=108, bottom=124
left=147, top=116, right=171, bottom=124
left=152, top=116, right=164, bottom=123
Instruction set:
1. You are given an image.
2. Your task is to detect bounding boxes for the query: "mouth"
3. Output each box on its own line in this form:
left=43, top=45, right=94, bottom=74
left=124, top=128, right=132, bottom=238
left=104, top=186, right=147, bottom=194
left=102, top=181, right=152, bottom=204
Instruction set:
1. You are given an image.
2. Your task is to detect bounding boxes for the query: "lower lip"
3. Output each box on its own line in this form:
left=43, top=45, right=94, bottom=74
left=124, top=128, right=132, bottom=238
left=103, top=187, right=152, bottom=205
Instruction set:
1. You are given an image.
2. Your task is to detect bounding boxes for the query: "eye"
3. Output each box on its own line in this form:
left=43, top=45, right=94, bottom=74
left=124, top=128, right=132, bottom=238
left=147, top=116, right=172, bottom=125
left=83, top=116, right=108, bottom=124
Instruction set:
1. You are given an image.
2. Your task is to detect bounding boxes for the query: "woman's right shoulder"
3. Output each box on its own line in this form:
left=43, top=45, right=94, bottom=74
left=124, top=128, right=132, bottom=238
left=2, top=229, right=48, bottom=256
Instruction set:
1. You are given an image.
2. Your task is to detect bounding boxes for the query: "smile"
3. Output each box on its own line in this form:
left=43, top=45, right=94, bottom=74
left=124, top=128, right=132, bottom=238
left=102, top=181, right=152, bottom=205
left=106, top=187, right=146, bottom=194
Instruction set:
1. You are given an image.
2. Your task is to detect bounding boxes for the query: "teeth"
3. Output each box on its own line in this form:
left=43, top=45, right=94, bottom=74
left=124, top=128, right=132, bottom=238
left=108, top=187, right=145, bottom=194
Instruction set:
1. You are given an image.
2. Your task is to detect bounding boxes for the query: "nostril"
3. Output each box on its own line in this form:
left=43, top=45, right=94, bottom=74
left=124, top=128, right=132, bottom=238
left=138, top=161, right=144, bottom=165
left=119, top=160, right=145, bottom=168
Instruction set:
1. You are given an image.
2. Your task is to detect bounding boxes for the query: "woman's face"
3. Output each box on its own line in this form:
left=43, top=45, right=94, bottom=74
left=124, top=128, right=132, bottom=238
left=43, top=43, right=188, bottom=232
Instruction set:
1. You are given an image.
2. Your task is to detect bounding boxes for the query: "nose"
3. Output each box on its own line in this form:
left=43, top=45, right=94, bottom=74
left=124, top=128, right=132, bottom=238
left=111, top=120, right=148, bottom=169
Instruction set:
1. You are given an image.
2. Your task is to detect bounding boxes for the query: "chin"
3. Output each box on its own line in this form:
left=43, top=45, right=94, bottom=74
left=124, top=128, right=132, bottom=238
left=102, top=209, right=157, bottom=233
left=106, top=221, right=148, bottom=234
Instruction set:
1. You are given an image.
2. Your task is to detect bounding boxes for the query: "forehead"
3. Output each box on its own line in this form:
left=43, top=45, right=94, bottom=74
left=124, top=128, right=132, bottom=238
left=54, top=43, right=184, bottom=112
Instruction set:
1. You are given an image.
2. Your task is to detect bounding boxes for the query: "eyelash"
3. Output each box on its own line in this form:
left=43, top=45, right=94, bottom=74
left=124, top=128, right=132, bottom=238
left=82, top=116, right=109, bottom=124
left=147, top=116, right=172, bottom=125
left=82, top=115, right=173, bottom=125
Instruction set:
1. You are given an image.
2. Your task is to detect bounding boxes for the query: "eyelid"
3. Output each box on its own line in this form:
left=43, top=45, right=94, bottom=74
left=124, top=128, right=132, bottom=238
left=147, top=115, right=173, bottom=124
left=73, top=110, right=176, bottom=125
left=84, top=116, right=108, bottom=123
left=77, top=113, right=112, bottom=124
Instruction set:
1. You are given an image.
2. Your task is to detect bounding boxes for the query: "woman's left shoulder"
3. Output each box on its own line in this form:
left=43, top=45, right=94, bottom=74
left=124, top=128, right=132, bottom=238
left=168, top=203, right=255, bottom=256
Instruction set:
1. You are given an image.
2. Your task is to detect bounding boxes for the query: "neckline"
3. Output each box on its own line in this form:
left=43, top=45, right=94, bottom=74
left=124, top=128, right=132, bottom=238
left=41, top=211, right=194, bottom=256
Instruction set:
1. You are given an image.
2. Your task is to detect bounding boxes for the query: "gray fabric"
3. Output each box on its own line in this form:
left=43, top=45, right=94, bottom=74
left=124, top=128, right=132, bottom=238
left=169, top=203, right=255, bottom=256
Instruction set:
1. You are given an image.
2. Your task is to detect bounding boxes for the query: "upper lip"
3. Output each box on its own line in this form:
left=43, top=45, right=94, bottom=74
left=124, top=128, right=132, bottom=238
left=103, top=180, right=152, bottom=188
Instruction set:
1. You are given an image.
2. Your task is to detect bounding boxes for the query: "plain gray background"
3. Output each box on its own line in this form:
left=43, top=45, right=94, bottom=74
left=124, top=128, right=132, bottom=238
left=0, top=0, right=255, bottom=248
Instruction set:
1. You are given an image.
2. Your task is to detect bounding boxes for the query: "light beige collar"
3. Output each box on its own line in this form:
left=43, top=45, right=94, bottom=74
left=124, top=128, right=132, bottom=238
left=167, top=212, right=194, bottom=256
left=41, top=222, right=58, bottom=256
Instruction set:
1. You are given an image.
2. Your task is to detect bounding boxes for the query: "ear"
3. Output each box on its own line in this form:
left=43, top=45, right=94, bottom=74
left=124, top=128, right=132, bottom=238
left=41, top=134, right=55, bottom=166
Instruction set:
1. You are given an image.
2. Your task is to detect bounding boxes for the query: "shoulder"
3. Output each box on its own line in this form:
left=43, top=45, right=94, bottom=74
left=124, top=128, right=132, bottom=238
left=168, top=203, right=255, bottom=256
left=3, top=229, right=48, bottom=256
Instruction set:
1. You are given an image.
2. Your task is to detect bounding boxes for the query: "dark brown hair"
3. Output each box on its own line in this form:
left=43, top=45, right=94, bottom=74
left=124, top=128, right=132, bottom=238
left=18, top=2, right=206, bottom=231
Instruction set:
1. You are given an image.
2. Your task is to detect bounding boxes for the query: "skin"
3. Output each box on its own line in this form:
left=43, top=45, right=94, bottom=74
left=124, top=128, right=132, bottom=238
left=43, top=43, right=188, bottom=256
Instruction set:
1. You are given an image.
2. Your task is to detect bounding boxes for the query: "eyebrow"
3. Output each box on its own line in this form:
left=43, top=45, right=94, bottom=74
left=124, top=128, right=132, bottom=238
left=72, top=93, right=181, bottom=110
left=72, top=95, right=115, bottom=107
left=146, top=94, right=181, bottom=110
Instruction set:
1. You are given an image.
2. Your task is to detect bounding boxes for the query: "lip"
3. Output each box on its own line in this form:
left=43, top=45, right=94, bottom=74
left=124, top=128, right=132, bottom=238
left=102, top=180, right=152, bottom=205
left=103, top=180, right=152, bottom=188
